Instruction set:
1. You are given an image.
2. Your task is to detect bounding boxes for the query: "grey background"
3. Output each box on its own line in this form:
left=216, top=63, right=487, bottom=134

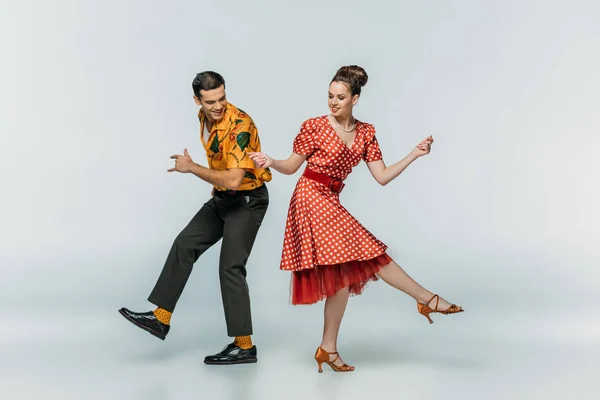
left=1, top=0, right=599, bottom=399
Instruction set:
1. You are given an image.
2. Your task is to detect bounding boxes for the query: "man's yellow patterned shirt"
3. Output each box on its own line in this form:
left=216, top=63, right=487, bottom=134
left=199, top=103, right=272, bottom=191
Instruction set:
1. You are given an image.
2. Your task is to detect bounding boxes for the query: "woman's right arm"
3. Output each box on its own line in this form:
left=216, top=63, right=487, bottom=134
left=271, top=153, right=307, bottom=175
left=248, top=118, right=314, bottom=174
left=248, top=152, right=307, bottom=175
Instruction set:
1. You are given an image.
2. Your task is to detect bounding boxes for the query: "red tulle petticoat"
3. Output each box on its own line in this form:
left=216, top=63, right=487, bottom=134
left=290, top=253, right=393, bottom=305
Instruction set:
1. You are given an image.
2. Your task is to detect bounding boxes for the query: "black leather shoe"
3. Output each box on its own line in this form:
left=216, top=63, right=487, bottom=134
left=204, top=343, right=258, bottom=365
left=118, top=307, right=170, bottom=340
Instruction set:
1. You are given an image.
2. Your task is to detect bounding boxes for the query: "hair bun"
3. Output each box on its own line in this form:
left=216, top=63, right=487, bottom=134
left=331, top=65, right=369, bottom=96
left=339, top=65, right=368, bottom=87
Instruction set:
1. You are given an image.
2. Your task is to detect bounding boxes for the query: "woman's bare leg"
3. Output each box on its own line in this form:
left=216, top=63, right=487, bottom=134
left=377, top=260, right=455, bottom=310
left=319, top=286, right=354, bottom=369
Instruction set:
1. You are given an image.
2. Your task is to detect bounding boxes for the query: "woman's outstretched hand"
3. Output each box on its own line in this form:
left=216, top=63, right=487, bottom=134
left=248, top=151, right=274, bottom=168
left=411, top=135, right=434, bottom=158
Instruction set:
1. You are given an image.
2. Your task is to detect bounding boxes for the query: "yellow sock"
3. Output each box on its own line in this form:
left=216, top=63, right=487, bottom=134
left=234, top=335, right=253, bottom=349
left=153, top=307, right=172, bottom=325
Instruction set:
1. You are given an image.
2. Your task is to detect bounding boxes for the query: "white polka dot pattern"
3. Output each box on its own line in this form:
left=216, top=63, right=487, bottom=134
left=281, top=116, right=387, bottom=271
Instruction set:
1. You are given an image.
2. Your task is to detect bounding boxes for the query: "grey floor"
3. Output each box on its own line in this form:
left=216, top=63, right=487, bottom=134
left=3, top=287, right=598, bottom=400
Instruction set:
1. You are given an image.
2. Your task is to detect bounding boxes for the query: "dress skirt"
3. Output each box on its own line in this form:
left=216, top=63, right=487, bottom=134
left=280, top=175, right=393, bottom=305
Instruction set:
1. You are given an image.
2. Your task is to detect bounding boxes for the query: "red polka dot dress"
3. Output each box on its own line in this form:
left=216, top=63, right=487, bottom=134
left=281, top=116, right=394, bottom=305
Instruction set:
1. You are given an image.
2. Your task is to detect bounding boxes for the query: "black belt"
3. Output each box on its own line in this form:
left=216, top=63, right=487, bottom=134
left=214, top=184, right=266, bottom=197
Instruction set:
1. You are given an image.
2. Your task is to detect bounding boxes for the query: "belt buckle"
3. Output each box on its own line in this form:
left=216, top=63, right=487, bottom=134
left=329, top=179, right=345, bottom=194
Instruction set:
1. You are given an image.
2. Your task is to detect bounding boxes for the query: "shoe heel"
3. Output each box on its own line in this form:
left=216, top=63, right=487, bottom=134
left=315, top=347, right=328, bottom=373
left=424, top=312, right=434, bottom=324
left=417, top=303, right=434, bottom=324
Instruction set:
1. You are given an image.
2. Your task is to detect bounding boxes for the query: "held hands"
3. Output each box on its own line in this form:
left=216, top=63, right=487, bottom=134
left=248, top=152, right=273, bottom=168
left=411, top=135, right=434, bottom=159
left=168, top=148, right=194, bottom=173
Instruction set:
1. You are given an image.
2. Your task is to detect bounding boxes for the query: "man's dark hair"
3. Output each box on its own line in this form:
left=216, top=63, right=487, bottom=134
left=192, top=71, right=226, bottom=98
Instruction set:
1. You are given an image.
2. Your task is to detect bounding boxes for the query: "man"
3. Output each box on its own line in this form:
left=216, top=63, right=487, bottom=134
left=119, top=71, right=272, bottom=365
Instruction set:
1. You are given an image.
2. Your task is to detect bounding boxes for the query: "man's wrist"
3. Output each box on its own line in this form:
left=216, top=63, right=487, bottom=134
left=188, top=163, right=202, bottom=174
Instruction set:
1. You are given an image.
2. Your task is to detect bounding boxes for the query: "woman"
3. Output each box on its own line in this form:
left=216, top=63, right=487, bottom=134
left=249, top=65, right=463, bottom=373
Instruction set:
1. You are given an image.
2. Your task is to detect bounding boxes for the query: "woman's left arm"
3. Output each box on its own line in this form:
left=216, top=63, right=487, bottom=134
left=367, top=136, right=433, bottom=186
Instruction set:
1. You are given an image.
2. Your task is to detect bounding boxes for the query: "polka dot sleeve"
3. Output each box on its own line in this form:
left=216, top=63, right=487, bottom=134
left=293, top=119, right=317, bottom=156
left=362, top=125, right=383, bottom=162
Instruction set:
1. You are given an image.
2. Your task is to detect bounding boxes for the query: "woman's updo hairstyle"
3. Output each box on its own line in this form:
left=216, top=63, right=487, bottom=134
left=330, top=65, right=368, bottom=96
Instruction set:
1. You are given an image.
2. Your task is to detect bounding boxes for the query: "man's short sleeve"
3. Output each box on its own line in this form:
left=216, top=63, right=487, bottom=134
left=224, top=118, right=259, bottom=170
